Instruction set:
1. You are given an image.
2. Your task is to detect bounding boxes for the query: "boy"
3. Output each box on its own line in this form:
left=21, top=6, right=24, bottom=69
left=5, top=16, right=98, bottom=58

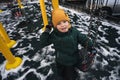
left=40, top=8, right=96, bottom=80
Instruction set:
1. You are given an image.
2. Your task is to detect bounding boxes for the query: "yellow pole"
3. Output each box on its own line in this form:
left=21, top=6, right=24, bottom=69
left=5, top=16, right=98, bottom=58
left=39, top=0, right=48, bottom=31
left=52, top=0, right=59, bottom=9
left=0, top=35, right=22, bottom=70
left=0, top=9, right=3, bottom=13
left=0, top=23, right=16, bottom=48
left=17, top=0, right=24, bottom=9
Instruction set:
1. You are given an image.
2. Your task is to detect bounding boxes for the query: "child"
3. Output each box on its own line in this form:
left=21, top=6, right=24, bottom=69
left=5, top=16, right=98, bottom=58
left=40, top=8, right=96, bottom=80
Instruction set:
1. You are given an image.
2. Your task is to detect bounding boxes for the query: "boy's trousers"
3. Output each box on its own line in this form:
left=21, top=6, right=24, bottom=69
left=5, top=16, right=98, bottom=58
left=56, top=62, right=78, bottom=80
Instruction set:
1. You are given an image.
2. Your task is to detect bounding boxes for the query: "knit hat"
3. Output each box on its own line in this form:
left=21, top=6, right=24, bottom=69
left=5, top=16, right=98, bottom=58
left=52, top=8, right=70, bottom=27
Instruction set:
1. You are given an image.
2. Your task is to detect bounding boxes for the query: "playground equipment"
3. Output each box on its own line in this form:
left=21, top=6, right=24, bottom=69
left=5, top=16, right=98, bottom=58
left=0, top=23, right=16, bottom=48
left=39, top=0, right=59, bottom=31
left=17, top=0, right=24, bottom=9
left=39, top=0, right=48, bottom=31
left=0, top=35, right=22, bottom=70
left=52, top=0, right=59, bottom=9
left=0, top=9, right=3, bottom=13
left=0, top=0, right=59, bottom=70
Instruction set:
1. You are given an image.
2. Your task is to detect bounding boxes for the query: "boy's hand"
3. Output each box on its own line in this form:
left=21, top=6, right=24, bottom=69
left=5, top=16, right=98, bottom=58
left=45, top=24, right=52, bottom=32
left=46, top=24, right=52, bottom=30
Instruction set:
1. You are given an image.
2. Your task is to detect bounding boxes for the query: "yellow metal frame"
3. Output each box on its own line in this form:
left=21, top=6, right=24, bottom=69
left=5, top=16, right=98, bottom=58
left=52, top=0, right=59, bottom=9
left=0, top=35, right=22, bottom=70
left=17, top=0, right=24, bottom=9
left=0, top=23, right=16, bottom=48
left=0, top=9, right=3, bottom=13
left=0, top=0, right=59, bottom=70
left=39, top=0, right=48, bottom=31
left=10, top=0, right=59, bottom=31
left=39, top=0, right=59, bottom=31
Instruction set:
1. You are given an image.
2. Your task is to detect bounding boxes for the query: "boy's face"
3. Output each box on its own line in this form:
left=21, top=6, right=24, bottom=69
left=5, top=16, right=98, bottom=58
left=56, top=20, right=70, bottom=33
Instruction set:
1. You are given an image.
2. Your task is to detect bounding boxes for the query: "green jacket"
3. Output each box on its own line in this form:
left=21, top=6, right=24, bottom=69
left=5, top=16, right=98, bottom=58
left=40, top=27, right=93, bottom=66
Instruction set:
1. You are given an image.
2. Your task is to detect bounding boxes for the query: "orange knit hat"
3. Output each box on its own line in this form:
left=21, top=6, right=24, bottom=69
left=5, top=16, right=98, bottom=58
left=52, top=8, right=70, bottom=27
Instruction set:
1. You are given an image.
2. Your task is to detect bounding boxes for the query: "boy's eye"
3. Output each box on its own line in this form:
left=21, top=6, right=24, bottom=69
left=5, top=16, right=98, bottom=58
left=57, top=20, right=67, bottom=25
left=57, top=22, right=61, bottom=25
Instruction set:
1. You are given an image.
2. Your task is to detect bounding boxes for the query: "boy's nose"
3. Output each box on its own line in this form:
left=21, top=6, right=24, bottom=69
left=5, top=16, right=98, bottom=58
left=61, top=23, right=65, bottom=27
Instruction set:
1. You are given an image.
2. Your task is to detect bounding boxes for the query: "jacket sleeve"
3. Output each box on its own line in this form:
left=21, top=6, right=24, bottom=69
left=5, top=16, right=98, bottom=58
left=76, top=29, right=93, bottom=51
left=39, top=32, right=52, bottom=49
